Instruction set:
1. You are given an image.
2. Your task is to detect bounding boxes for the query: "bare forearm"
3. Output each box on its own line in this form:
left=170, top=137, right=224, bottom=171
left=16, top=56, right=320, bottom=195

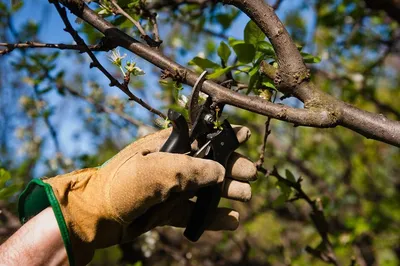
left=0, top=207, right=68, bottom=266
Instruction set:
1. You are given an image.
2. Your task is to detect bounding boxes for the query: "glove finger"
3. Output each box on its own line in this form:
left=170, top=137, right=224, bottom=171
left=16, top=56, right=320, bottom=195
left=141, top=152, right=225, bottom=193
left=108, top=151, right=224, bottom=224
left=164, top=200, right=239, bottom=231
left=226, top=152, right=257, bottom=181
left=221, top=178, right=251, bottom=202
left=122, top=199, right=239, bottom=242
left=232, top=125, right=251, bottom=144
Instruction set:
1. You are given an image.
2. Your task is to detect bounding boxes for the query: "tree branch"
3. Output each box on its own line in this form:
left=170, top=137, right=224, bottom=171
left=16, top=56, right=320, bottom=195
left=220, top=0, right=309, bottom=94
left=219, top=0, right=400, bottom=146
left=272, top=0, right=284, bottom=10
left=56, top=0, right=400, bottom=147
left=110, top=0, right=161, bottom=47
left=0, top=41, right=108, bottom=55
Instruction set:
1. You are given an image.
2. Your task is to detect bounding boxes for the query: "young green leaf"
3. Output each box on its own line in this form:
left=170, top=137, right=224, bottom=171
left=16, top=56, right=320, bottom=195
left=244, top=20, right=266, bottom=45
left=246, top=65, right=262, bottom=94
left=228, top=37, right=244, bottom=47
left=233, top=43, right=256, bottom=64
left=261, top=78, right=276, bottom=90
left=207, top=66, right=235, bottom=80
left=257, top=41, right=275, bottom=56
left=276, top=180, right=292, bottom=199
left=0, top=168, right=11, bottom=188
left=189, top=57, right=220, bottom=70
left=301, top=52, right=321, bottom=64
left=285, top=169, right=296, bottom=183
left=217, top=41, right=231, bottom=64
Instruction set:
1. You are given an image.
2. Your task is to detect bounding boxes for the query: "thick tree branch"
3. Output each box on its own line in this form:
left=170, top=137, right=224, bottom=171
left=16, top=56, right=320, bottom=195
left=219, top=0, right=400, bottom=146
left=57, top=0, right=400, bottom=146
left=62, top=2, right=338, bottom=126
left=220, top=0, right=309, bottom=95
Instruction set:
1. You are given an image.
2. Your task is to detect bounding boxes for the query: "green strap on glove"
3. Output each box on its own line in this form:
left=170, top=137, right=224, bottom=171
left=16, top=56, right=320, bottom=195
left=18, top=179, right=75, bottom=265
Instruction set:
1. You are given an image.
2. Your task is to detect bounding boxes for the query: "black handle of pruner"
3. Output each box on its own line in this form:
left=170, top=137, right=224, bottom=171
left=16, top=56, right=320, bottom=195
left=160, top=110, right=239, bottom=242
left=183, top=120, right=239, bottom=242
left=160, top=109, right=191, bottom=154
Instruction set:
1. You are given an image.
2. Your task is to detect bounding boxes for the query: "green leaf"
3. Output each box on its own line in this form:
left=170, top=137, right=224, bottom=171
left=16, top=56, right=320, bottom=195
left=207, top=66, right=235, bottom=80
left=172, top=82, right=183, bottom=103
left=244, top=20, right=266, bottom=45
left=0, top=184, right=20, bottom=200
left=233, top=43, right=256, bottom=64
left=217, top=41, right=231, bottom=63
left=247, top=65, right=261, bottom=93
left=248, top=72, right=260, bottom=94
left=189, top=57, right=220, bottom=70
left=261, top=77, right=277, bottom=90
left=0, top=169, right=21, bottom=201
left=127, top=0, right=140, bottom=9
left=216, top=14, right=234, bottom=29
left=276, top=180, right=292, bottom=199
left=0, top=168, right=11, bottom=188
left=301, top=52, right=321, bottom=64
left=285, top=169, right=296, bottom=183
left=257, top=41, right=275, bottom=56
left=228, top=37, right=244, bottom=47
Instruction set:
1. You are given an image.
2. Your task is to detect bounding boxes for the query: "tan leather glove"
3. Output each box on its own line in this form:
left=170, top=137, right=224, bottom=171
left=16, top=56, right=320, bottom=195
left=18, top=126, right=256, bottom=266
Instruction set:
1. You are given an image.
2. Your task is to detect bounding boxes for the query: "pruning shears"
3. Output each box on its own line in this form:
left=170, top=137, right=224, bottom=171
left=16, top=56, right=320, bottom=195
left=160, top=71, right=239, bottom=242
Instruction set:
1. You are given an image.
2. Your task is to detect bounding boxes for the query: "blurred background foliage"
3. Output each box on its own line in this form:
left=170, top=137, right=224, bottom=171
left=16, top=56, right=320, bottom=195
left=0, top=0, right=399, bottom=265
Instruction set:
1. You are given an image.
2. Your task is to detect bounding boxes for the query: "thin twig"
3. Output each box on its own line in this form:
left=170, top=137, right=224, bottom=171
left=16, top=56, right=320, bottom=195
left=149, top=13, right=161, bottom=44
left=138, top=3, right=162, bottom=45
left=41, top=70, right=152, bottom=129
left=51, top=1, right=166, bottom=119
left=255, top=117, right=272, bottom=169
left=63, top=84, right=152, bottom=129
left=271, top=167, right=339, bottom=265
left=256, top=91, right=277, bottom=169
left=272, top=0, right=284, bottom=10
left=110, top=0, right=161, bottom=47
left=0, top=41, right=107, bottom=55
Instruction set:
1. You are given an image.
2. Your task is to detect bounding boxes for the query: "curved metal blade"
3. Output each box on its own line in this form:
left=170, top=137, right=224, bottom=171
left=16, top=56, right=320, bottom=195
left=188, top=71, right=208, bottom=125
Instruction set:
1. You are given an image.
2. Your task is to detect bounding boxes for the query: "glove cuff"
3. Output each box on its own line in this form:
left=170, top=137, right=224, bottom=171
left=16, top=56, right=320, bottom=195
left=18, top=179, right=75, bottom=266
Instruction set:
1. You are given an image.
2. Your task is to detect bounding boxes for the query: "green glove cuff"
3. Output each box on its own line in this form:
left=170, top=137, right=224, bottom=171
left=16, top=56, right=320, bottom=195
left=18, top=179, right=75, bottom=266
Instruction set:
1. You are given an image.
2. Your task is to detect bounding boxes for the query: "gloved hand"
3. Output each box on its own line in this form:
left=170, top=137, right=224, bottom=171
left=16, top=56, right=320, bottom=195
left=18, top=126, right=256, bottom=266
